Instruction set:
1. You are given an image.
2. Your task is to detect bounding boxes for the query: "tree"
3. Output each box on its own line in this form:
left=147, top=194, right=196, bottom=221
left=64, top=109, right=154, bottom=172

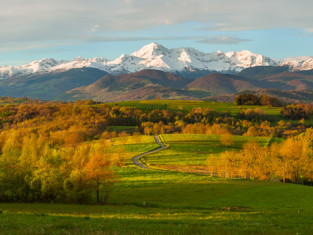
left=220, top=134, right=234, bottom=147
left=260, top=95, right=282, bottom=107
left=240, top=140, right=261, bottom=179
left=219, top=151, right=240, bottom=178
left=30, top=145, right=64, bottom=202
left=281, top=104, right=308, bottom=120
left=244, top=126, right=260, bottom=136
left=64, top=132, right=86, bottom=147
left=278, top=137, right=308, bottom=182
left=85, top=151, right=118, bottom=204
left=206, top=154, right=218, bottom=177
left=0, top=130, right=26, bottom=201
left=234, top=94, right=260, bottom=105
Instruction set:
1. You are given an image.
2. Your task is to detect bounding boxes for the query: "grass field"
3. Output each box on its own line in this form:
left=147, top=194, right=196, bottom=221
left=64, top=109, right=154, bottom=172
left=114, top=100, right=313, bottom=125
left=1, top=134, right=313, bottom=234
left=115, top=100, right=282, bottom=116
left=111, top=135, right=159, bottom=165
left=109, top=125, right=138, bottom=133
left=144, top=134, right=275, bottom=171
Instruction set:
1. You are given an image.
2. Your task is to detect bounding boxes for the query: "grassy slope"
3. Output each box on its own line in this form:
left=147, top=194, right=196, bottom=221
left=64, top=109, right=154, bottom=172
left=115, top=100, right=282, bottom=115
left=1, top=134, right=313, bottom=234
left=114, top=100, right=313, bottom=125
left=145, top=134, right=272, bottom=167
left=111, top=135, right=159, bottom=165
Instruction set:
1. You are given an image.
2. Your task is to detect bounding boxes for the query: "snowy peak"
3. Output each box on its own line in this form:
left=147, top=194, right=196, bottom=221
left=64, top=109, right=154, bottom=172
left=226, top=50, right=280, bottom=69
left=131, top=42, right=169, bottom=58
left=1, top=43, right=313, bottom=79
left=0, top=58, right=61, bottom=79
left=25, top=58, right=59, bottom=72
left=281, top=56, right=313, bottom=71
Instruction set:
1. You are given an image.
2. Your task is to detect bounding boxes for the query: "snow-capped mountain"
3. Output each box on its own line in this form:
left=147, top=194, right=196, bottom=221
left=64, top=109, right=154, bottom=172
left=0, top=58, right=60, bottom=79
left=280, top=56, right=313, bottom=71
left=1, top=43, right=312, bottom=79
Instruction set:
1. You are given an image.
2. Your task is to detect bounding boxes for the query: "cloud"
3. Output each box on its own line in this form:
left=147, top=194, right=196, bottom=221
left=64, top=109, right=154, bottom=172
left=306, top=28, right=313, bottom=33
left=80, top=36, right=187, bottom=43
left=196, top=36, right=251, bottom=45
left=0, top=35, right=187, bottom=52
left=0, top=0, right=313, bottom=52
left=0, top=41, right=79, bottom=53
left=90, top=24, right=99, bottom=32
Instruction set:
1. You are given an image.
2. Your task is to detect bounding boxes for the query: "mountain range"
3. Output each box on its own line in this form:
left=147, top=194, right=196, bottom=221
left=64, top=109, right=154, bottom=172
left=0, top=43, right=313, bottom=103
left=1, top=43, right=313, bottom=80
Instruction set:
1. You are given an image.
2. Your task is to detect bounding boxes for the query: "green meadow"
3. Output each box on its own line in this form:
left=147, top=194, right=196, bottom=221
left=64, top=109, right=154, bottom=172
left=1, top=134, right=313, bottom=234
left=114, top=100, right=313, bottom=125
left=115, top=100, right=282, bottom=115
left=144, top=134, right=273, bottom=167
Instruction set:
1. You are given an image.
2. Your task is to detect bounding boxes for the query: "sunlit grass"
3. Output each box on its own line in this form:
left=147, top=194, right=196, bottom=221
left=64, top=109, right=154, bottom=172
left=1, top=133, right=313, bottom=234
left=145, top=134, right=273, bottom=167
left=115, top=100, right=282, bottom=117
left=111, top=135, right=159, bottom=164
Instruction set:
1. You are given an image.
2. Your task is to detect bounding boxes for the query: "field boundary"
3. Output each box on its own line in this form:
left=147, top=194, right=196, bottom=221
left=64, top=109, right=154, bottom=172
left=132, top=135, right=167, bottom=169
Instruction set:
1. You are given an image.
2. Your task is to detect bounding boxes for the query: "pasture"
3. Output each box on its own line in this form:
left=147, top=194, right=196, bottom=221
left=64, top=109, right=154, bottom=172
left=114, top=99, right=313, bottom=126
left=115, top=100, right=308, bottom=125
left=144, top=134, right=273, bottom=169
left=115, top=100, right=282, bottom=115
left=1, top=134, right=313, bottom=234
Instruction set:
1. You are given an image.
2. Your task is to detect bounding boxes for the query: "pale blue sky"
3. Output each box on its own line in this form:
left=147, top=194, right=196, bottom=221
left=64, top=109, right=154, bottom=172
left=1, top=0, right=313, bottom=65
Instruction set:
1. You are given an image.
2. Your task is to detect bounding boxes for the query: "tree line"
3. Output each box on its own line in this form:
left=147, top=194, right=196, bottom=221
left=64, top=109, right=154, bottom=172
left=0, top=101, right=312, bottom=148
left=234, top=94, right=313, bottom=120
left=0, top=130, right=126, bottom=203
left=234, top=94, right=282, bottom=107
left=207, top=128, right=313, bottom=183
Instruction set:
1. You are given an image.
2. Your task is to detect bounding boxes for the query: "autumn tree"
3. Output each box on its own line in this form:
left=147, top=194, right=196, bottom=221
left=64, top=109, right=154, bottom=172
left=64, top=132, right=86, bottom=147
left=220, top=133, right=234, bottom=147
left=85, top=152, right=118, bottom=204
left=281, top=104, right=308, bottom=120
left=0, top=130, right=25, bottom=200
left=234, top=94, right=260, bottom=105
left=260, top=95, right=282, bottom=107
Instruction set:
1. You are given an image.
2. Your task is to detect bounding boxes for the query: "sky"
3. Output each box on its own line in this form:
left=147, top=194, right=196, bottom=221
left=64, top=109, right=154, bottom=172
left=1, top=0, right=313, bottom=65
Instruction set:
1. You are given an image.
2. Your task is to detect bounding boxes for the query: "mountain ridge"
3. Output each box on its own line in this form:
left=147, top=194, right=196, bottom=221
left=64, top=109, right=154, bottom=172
left=56, top=68, right=313, bottom=103
left=0, top=66, right=313, bottom=103
left=1, top=43, right=313, bottom=79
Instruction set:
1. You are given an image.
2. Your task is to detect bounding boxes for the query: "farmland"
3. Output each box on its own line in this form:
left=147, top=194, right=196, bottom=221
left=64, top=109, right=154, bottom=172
left=145, top=134, right=272, bottom=166
left=114, top=100, right=313, bottom=125
left=0, top=98, right=312, bottom=234
left=115, top=100, right=282, bottom=115
left=1, top=134, right=313, bottom=234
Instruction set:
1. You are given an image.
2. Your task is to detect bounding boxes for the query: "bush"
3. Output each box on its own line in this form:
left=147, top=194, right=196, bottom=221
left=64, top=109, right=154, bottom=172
left=234, top=94, right=260, bottom=105
left=281, top=104, right=308, bottom=120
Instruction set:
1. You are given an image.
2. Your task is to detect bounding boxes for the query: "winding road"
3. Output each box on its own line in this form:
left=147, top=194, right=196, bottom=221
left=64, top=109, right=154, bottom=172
left=132, top=135, right=166, bottom=169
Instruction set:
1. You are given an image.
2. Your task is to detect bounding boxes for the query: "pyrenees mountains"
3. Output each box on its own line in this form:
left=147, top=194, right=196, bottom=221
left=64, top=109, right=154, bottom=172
left=0, top=43, right=313, bottom=103
left=1, top=43, right=313, bottom=80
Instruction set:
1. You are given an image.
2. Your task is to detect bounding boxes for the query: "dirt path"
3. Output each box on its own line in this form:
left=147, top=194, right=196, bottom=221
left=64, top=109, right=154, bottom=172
left=132, top=135, right=166, bottom=169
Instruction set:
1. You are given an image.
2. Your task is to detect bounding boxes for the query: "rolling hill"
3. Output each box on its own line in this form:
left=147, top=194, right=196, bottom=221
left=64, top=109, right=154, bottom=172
left=58, top=69, right=197, bottom=101
left=0, top=68, right=108, bottom=100
left=0, top=65, right=312, bottom=103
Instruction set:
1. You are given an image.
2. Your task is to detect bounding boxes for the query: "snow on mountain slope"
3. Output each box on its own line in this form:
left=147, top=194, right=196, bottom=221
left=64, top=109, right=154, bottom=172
left=105, top=54, right=144, bottom=73
left=0, top=58, right=60, bottom=79
left=1, top=43, right=313, bottom=79
left=52, top=57, right=109, bottom=72
left=225, top=50, right=280, bottom=69
left=281, top=56, right=313, bottom=71
left=129, top=43, right=279, bottom=73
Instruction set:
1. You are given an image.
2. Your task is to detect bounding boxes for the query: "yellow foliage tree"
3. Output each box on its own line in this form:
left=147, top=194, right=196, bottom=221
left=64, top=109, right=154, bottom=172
left=85, top=151, right=118, bottom=204
left=220, top=134, right=234, bottom=147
